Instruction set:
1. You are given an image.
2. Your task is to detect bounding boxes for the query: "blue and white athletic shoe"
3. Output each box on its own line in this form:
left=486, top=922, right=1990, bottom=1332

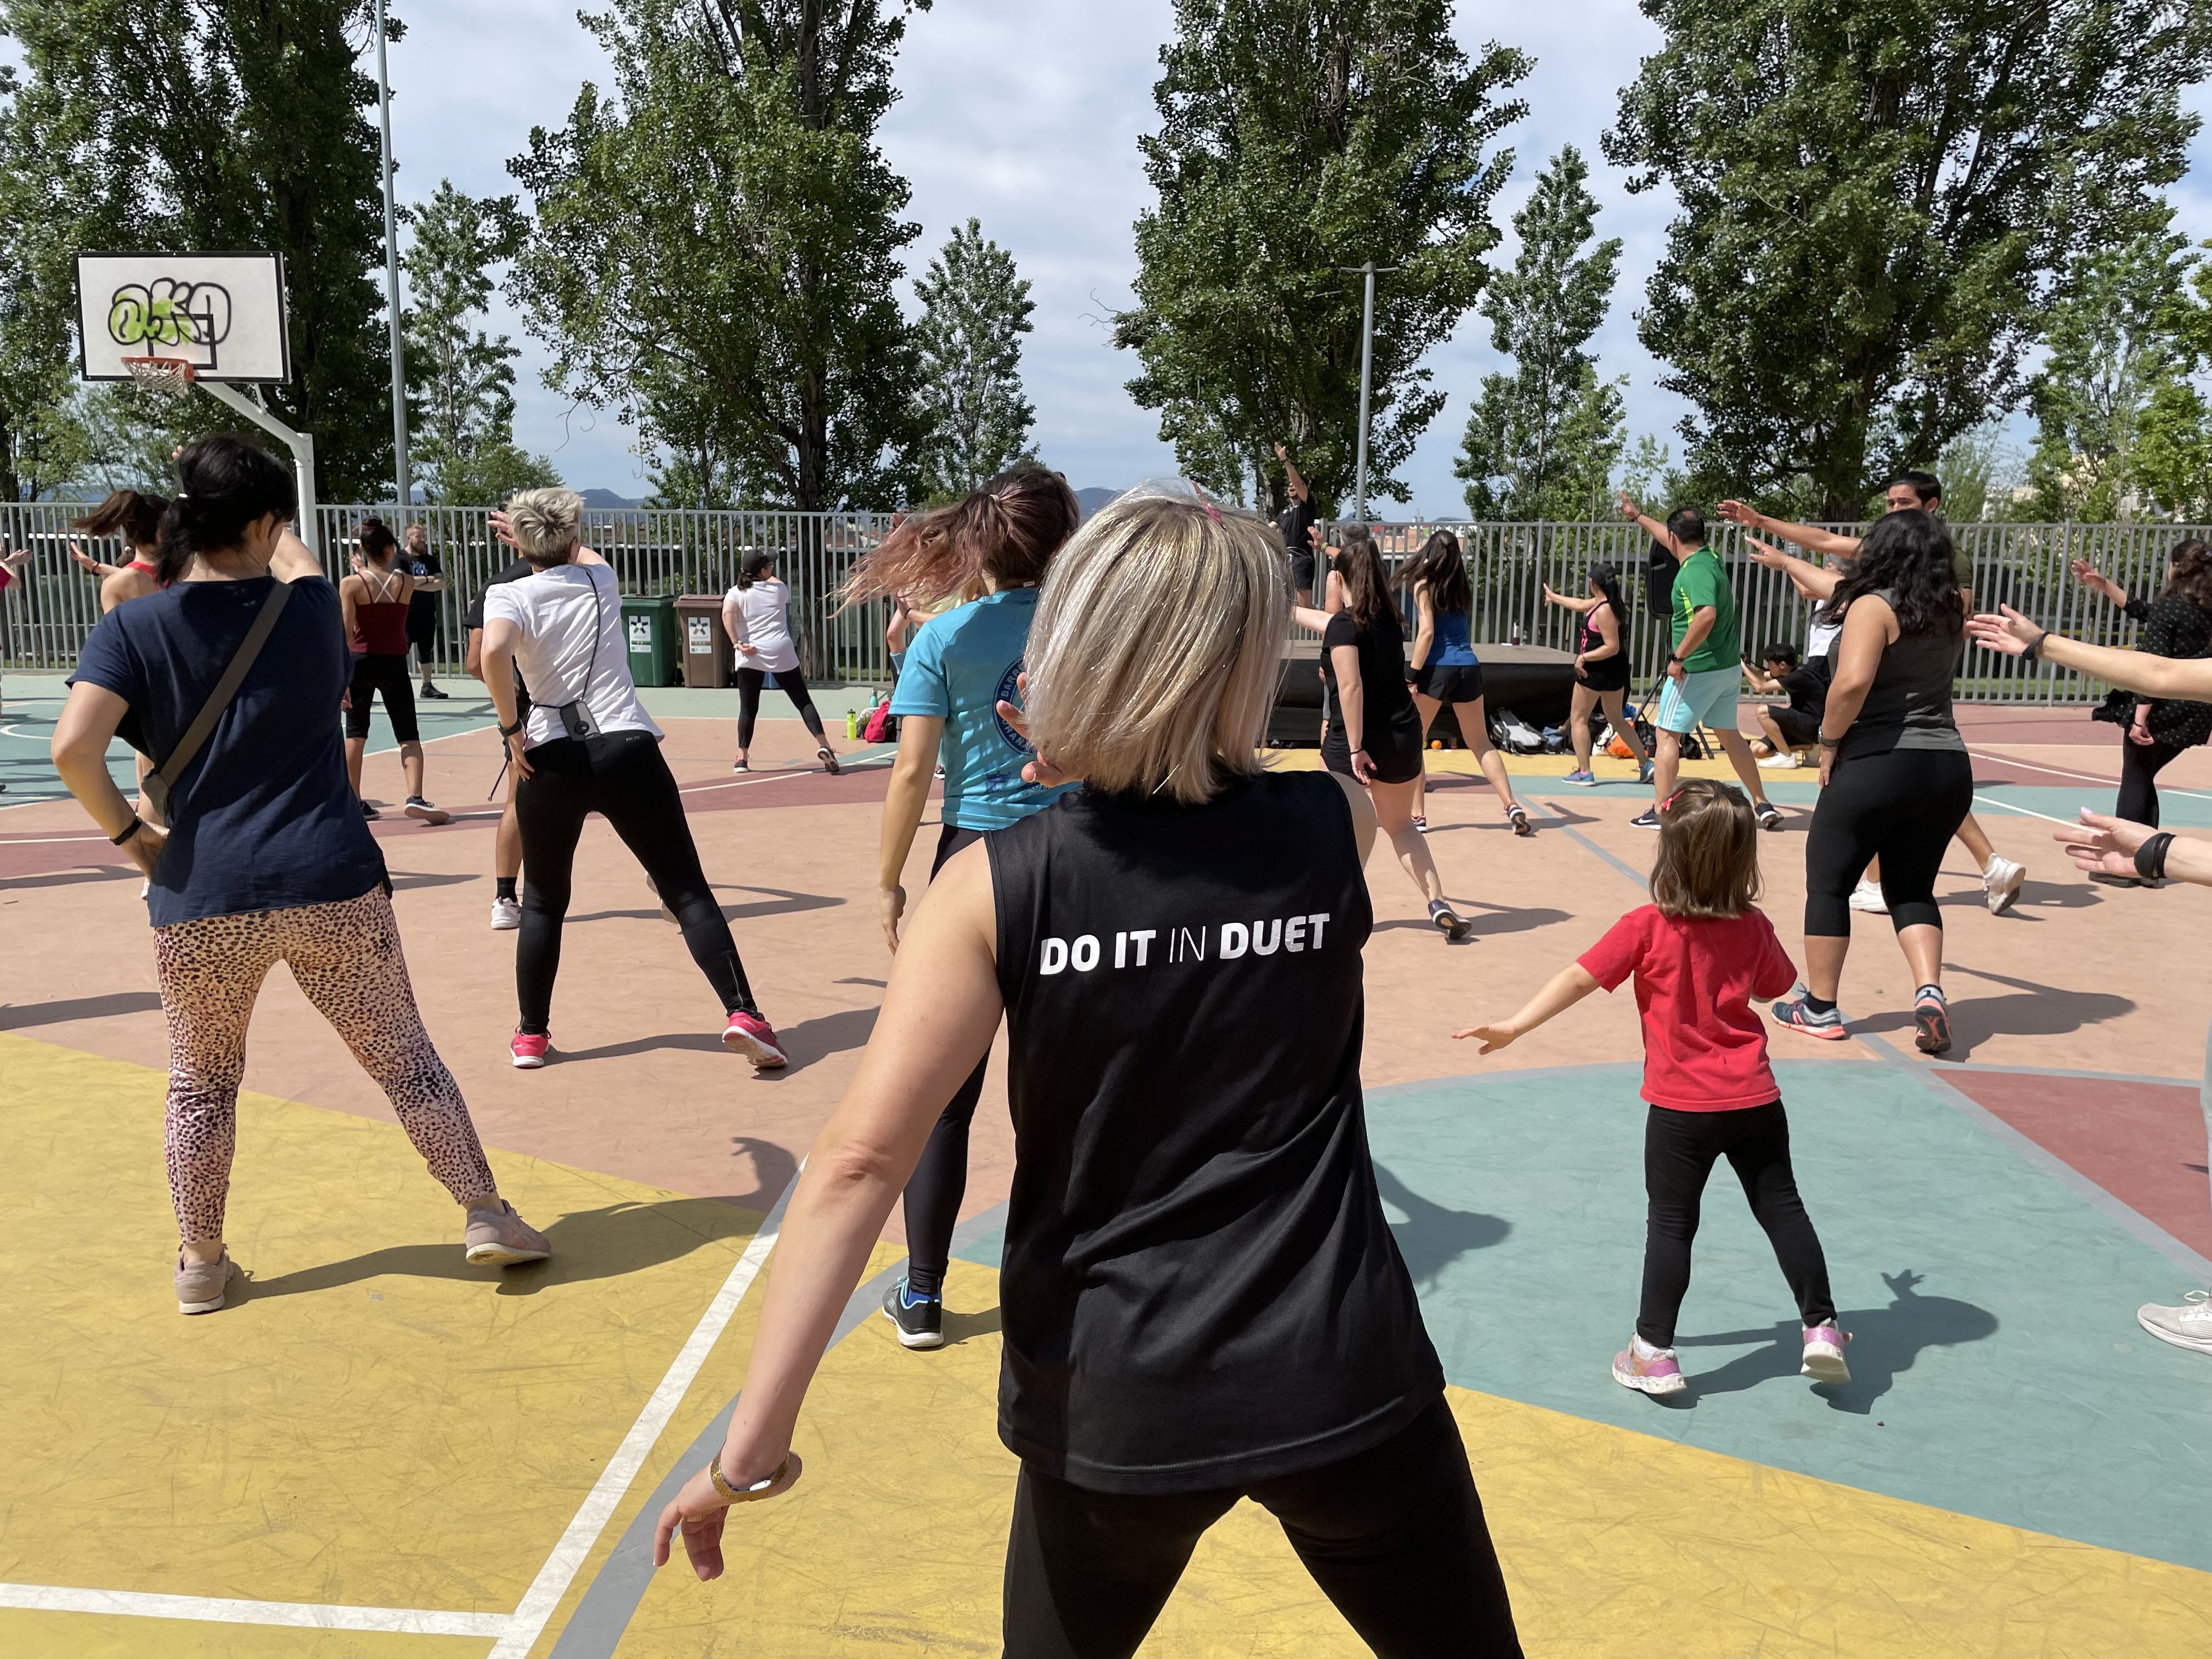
left=1770, top=994, right=1848, bottom=1041
left=882, top=1276, right=944, bottom=1349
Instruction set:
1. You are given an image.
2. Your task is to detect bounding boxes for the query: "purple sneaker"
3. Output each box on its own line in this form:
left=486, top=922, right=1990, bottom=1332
left=1802, top=1323, right=1852, bottom=1384
left=1613, top=1337, right=1685, bottom=1396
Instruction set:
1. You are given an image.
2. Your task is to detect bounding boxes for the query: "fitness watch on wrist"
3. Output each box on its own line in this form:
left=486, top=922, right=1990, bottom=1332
left=500, top=719, right=524, bottom=738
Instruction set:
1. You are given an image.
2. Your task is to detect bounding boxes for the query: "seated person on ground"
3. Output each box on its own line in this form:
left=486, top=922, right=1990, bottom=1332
left=1743, top=643, right=1829, bottom=762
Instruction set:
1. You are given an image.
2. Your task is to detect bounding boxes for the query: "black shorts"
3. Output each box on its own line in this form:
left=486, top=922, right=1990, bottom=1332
left=1414, top=662, right=1485, bottom=704
left=345, top=652, right=420, bottom=742
left=1577, top=655, right=1631, bottom=693
left=1323, top=706, right=1425, bottom=786
left=1770, top=707, right=1820, bottom=747
left=406, top=602, right=438, bottom=652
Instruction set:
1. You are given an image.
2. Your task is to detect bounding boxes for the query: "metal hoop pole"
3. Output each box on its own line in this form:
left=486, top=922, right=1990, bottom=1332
left=198, top=380, right=320, bottom=556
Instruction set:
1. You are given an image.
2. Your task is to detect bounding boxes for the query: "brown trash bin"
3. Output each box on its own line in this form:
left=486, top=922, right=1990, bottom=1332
left=674, top=595, right=733, bottom=689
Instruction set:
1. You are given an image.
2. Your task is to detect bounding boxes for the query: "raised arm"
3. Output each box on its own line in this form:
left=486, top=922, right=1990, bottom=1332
left=1274, top=441, right=1310, bottom=505
left=1717, top=500, right=1860, bottom=561
left=1542, top=583, right=1600, bottom=614
left=1616, top=491, right=1671, bottom=548
left=1743, top=534, right=1840, bottom=603
left=1967, top=607, right=2212, bottom=702
left=270, top=525, right=323, bottom=583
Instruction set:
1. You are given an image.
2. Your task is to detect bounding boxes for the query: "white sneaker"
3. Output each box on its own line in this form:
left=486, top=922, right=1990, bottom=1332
left=1848, top=881, right=1889, bottom=915
left=2137, top=1291, right=2212, bottom=1356
left=1983, top=855, right=2025, bottom=915
left=489, top=896, right=522, bottom=931
left=1757, top=751, right=1801, bottom=769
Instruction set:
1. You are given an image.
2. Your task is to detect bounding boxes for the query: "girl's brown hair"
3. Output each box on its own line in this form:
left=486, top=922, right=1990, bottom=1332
left=1649, top=778, right=1762, bottom=919
left=1333, top=526, right=1391, bottom=626
left=70, top=489, right=169, bottom=552
left=843, top=464, right=1080, bottom=608
left=2163, top=539, right=2212, bottom=612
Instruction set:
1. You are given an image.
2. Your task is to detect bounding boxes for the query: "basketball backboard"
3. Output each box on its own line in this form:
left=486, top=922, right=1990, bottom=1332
left=75, top=252, right=291, bottom=383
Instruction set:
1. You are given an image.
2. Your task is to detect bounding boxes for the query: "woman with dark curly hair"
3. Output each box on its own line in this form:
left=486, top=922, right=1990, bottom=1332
left=1770, top=510, right=1970, bottom=1055
left=2067, top=539, right=2212, bottom=853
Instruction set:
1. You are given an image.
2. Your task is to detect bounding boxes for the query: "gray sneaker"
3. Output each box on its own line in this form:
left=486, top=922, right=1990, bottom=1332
left=2137, top=1291, right=2212, bottom=1356
left=465, top=1200, right=551, bottom=1266
left=176, top=1250, right=239, bottom=1314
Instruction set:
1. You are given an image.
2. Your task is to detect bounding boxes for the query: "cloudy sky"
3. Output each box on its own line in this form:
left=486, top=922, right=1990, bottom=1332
left=399, top=1, right=2212, bottom=512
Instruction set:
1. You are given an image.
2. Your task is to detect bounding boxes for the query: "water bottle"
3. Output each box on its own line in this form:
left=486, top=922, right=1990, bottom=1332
left=1509, top=620, right=1523, bottom=647
left=846, top=708, right=860, bottom=740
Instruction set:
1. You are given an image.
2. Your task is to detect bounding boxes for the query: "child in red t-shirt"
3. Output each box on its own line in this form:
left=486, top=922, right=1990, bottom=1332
left=1456, top=779, right=1850, bottom=1398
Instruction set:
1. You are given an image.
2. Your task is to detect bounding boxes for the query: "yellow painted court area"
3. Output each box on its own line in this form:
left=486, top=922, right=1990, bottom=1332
left=6, top=1014, right=2209, bottom=1654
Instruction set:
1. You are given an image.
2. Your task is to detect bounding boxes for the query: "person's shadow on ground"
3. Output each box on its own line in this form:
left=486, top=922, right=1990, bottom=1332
left=1373, top=1163, right=1510, bottom=1289
left=1671, top=1269, right=1999, bottom=1413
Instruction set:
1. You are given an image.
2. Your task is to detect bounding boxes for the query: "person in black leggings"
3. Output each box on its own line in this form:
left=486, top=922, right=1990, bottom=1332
left=1770, top=511, right=1971, bottom=1056
left=723, top=554, right=839, bottom=774
left=2068, top=539, right=2212, bottom=850
left=479, top=487, right=786, bottom=1073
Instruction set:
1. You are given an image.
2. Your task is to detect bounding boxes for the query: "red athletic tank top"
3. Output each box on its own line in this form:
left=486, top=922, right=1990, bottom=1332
left=354, top=568, right=411, bottom=654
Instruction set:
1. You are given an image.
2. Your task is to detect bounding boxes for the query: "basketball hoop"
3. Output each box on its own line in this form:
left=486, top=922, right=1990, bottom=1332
left=120, top=354, right=196, bottom=398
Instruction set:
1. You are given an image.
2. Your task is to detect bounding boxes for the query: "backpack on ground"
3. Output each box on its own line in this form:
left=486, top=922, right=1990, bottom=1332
left=862, top=693, right=897, bottom=744
left=1492, top=710, right=1547, bottom=754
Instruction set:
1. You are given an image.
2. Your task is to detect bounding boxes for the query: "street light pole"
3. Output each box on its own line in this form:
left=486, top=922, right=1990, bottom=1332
left=374, top=0, right=410, bottom=511
left=1340, top=262, right=1400, bottom=522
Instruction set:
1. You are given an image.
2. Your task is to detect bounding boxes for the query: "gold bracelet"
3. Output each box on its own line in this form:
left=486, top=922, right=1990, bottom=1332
left=707, top=1454, right=788, bottom=1504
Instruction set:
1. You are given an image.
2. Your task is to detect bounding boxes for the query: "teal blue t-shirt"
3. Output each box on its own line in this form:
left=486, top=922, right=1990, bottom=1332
left=888, top=588, right=1075, bottom=830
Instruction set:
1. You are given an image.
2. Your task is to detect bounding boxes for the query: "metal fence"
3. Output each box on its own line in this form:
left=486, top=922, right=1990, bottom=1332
left=4, top=504, right=2208, bottom=703
left=1341, top=518, right=2212, bottom=705
left=0, top=503, right=899, bottom=683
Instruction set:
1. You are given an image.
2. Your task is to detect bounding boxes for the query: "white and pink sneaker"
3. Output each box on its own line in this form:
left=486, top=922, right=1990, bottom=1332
left=723, top=1010, right=787, bottom=1070
left=510, top=1030, right=551, bottom=1069
left=1613, top=1335, right=1685, bottom=1396
left=1802, top=1323, right=1852, bottom=1384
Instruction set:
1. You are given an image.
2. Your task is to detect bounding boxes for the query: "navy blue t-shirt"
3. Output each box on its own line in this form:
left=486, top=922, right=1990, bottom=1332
left=69, top=576, right=387, bottom=927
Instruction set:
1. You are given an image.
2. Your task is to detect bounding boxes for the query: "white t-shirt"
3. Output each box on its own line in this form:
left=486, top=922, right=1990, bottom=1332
left=483, top=562, right=662, bottom=749
left=723, top=579, right=800, bottom=674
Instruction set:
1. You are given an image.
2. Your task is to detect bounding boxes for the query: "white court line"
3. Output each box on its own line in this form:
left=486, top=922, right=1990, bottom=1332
left=486, top=1163, right=804, bottom=1659
left=0, top=1583, right=509, bottom=1637
left=1969, top=744, right=2212, bottom=804
left=1972, top=792, right=2078, bottom=826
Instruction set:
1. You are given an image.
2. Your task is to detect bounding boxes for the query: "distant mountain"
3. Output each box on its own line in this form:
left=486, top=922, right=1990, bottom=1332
left=1075, top=487, right=1121, bottom=519
left=578, top=487, right=644, bottom=510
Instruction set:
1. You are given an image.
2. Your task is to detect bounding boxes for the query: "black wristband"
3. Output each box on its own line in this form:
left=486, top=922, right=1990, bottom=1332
left=500, top=719, right=524, bottom=738
left=110, top=816, right=144, bottom=846
left=2022, top=629, right=2050, bottom=663
left=2136, top=831, right=2175, bottom=883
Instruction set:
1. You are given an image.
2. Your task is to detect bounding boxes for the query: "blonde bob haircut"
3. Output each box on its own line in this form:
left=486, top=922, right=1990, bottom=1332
left=505, top=487, right=584, bottom=563
left=1023, top=484, right=1288, bottom=805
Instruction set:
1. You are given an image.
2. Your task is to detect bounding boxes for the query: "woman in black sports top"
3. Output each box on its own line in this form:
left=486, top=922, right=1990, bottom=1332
left=651, top=486, right=1524, bottom=1657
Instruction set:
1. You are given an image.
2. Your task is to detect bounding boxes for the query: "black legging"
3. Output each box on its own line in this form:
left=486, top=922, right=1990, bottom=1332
left=1638, top=1102, right=1835, bottom=1349
left=1803, top=744, right=1972, bottom=936
left=736, top=665, right=827, bottom=751
left=514, top=729, right=757, bottom=1035
left=1003, top=1396, right=1521, bottom=1658
left=900, top=822, right=990, bottom=1300
left=345, top=653, right=420, bottom=742
left=2117, top=732, right=2187, bottom=827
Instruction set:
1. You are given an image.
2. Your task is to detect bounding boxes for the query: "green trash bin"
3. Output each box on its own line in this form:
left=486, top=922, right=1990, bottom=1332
left=620, top=595, right=679, bottom=688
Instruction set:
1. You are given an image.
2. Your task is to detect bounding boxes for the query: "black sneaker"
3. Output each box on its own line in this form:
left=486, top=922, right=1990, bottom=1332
left=1427, top=899, right=1472, bottom=942
left=1756, top=802, right=1784, bottom=832
left=361, top=799, right=381, bottom=821
left=420, top=682, right=450, bottom=700
left=1629, top=808, right=1661, bottom=830
left=882, top=1276, right=944, bottom=1349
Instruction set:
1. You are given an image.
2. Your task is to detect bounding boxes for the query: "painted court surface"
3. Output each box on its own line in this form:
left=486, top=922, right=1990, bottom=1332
left=3, top=676, right=2209, bottom=1657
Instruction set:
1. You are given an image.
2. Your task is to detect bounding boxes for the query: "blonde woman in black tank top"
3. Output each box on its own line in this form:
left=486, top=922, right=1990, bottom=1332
left=651, top=486, right=1524, bottom=1656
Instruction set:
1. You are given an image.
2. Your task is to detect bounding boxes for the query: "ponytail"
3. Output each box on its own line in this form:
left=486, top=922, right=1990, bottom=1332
left=737, top=552, right=775, bottom=590
left=843, top=464, right=1081, bottom=608
left=155, top=435, right=297, bottom=586
left=70, top=489, right=170, bottom=553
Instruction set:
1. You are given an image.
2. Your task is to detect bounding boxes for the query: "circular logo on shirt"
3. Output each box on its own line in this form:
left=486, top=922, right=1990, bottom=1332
left=994, top=658, right=1032, bottom=753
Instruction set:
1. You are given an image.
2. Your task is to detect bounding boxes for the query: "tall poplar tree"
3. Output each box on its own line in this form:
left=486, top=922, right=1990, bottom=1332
left=1114, top=0, right=1529, bottom=512
left=1608, top=0, right=2212, bottom=516
left=913, top=219, right=1036, bottom=499
left=1454, top=147, right=1627, bottom=521
left=510, top=0, right=926, bottom=511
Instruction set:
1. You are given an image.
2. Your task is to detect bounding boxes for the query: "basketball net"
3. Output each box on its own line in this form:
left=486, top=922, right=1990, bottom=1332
left=120, top=354, right=196, bottom=399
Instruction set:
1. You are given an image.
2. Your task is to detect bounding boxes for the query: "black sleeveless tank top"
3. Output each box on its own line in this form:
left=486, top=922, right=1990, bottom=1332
left=984, top=770, right=1443, bottom=1493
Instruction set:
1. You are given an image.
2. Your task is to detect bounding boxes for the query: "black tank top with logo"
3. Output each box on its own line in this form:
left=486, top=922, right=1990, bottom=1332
left=984, top=770, right=1443, bottom=1493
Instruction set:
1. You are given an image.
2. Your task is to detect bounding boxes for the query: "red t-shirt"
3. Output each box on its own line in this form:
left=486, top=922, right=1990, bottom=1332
left=1578, top=904, right=1800, bottom=1111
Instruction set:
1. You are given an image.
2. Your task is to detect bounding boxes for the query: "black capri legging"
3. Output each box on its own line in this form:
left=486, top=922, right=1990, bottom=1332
left=736, top=665, right=827, bottom=750
left=345, top=653, right=419, bottom=742
left=1804, top=744, right=1972, bottom=936
left=899, top=823, right=990, bottom=1300
left=512, top=729, right=758, bottom=1035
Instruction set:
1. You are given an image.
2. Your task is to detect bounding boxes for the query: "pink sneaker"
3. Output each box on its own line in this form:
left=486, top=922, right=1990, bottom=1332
left=1613, top=1336, right=1686, bottom=1396
left=510, top=1030, right=550, bottom=1069
left=723, top=1010, right=787, bottom=1070
left=1802, top=1323, right=1852, bottom=1384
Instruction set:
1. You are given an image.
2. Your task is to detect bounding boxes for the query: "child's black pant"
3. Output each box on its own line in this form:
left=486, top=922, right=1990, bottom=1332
left=1638, top=1101, right=1835, bottom=1348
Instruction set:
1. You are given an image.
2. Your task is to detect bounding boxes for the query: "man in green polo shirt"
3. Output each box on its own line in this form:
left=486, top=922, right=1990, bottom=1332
left=1617, top=494, right=1784, bottom=832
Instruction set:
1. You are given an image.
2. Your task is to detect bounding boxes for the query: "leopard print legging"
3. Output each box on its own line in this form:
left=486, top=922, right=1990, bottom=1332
left=153, top=884, right=498, bottom=1242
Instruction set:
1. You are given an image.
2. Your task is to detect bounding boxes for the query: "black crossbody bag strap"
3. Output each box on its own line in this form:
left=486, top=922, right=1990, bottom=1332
left=143, top=578, right=294, bottom=819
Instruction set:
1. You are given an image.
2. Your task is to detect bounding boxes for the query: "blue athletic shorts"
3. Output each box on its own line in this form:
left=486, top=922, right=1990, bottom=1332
left=1654, top=665, right=1741, bottom=735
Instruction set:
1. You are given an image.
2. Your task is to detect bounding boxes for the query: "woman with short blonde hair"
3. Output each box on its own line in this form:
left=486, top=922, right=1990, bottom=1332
left=653, top=487, right=1525, bottom=1656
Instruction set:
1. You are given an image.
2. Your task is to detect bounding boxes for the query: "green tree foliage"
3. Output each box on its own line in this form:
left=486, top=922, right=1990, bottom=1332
left=1607, top=0, right=2212, bottom=517
left=1454, top=148, right=1626, bottom=520
left=1114, top=0, right=1530, bottom=511
left=0, top=66, right=94, bottom=499
left=400, top=180, right=557, bottom=504
left=0, top=0, right=399, bottom=498
left=913, top=219, right=1035, bottom=498
left=509, top=0, right=927, bottom=511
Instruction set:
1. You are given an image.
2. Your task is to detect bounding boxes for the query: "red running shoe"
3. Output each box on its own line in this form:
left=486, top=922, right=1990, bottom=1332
left=510, top=1030, right=551, bottom=1069
left=723, top=1010, right=788, bottom=1070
